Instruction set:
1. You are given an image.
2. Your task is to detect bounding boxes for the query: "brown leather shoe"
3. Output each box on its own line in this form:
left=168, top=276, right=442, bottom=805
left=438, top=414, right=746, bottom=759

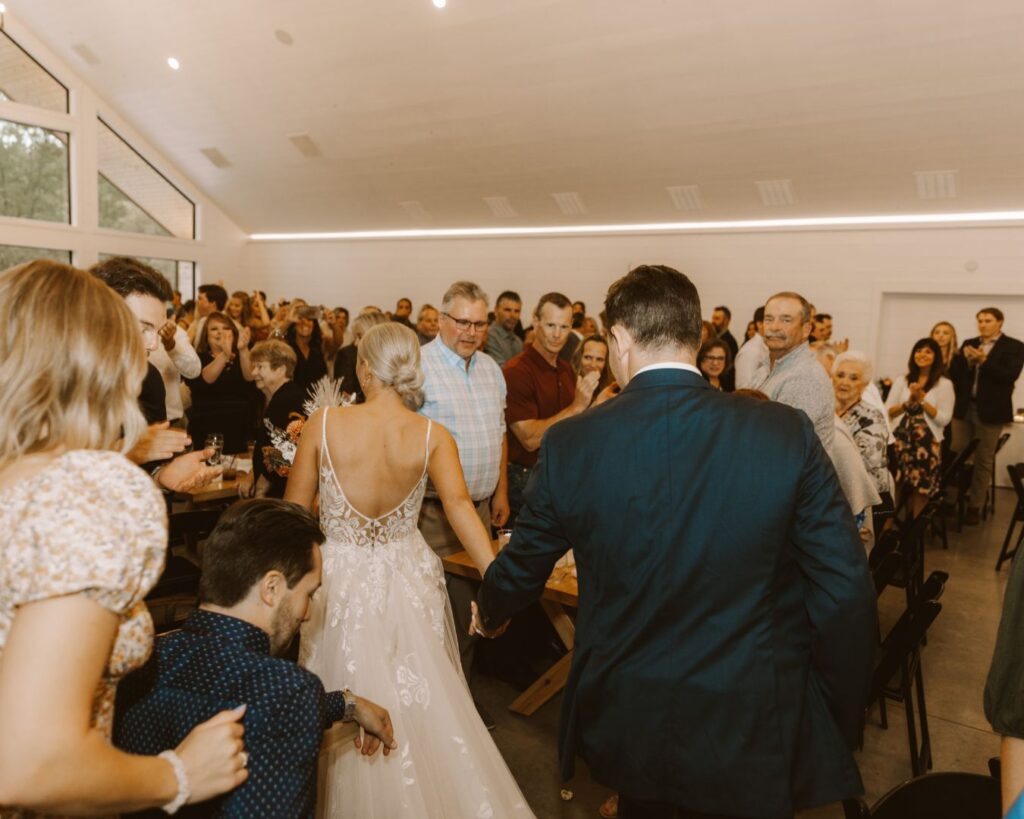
left=965, top=506, right=981, bottom=525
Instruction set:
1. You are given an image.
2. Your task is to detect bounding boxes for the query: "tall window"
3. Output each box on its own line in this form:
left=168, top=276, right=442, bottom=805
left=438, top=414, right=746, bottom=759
left=0, top=244, right=71, bottom=270
left=0, top=119, right=70, bottom=223
left=98, top=120, right=195, bottom=239
left=0, top=31, right=69, bottom=113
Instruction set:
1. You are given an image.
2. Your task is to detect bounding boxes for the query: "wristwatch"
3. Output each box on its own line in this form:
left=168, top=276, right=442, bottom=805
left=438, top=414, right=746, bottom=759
left=341, top=688, right=358, bottom=722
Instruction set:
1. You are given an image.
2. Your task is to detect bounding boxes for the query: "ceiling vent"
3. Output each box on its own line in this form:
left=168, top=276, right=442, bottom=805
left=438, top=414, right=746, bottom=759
left=200, top=147, right=231, bottom=169
left=914, top=170, right=959, bottom=200
left=755, top=179, right=796, bottom=207
left=484, top=196, right=518, bottom=218
left=288, top=132, right=322, bottom=158
left=666, top=185, right=704, bottom=211
left=399, top=200, right=430, bottom=221
left=72, top=43, right=101, bottom=66
left=551, top=192, right=588, bottom=216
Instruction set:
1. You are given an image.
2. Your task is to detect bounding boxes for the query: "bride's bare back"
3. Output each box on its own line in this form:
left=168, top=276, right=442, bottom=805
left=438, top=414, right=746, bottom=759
left=322, top=403, right=430, bottom=520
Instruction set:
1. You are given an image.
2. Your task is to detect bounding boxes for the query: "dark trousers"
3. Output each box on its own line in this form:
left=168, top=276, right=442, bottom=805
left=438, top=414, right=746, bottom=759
left=619, top=796, right=791, bottom=819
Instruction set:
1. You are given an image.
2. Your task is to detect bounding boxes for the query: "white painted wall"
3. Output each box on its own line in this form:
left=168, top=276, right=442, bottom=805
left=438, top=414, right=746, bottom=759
left=0, top=14, right=247, bottom=295
left=242, top=224, right=1024, bottom=380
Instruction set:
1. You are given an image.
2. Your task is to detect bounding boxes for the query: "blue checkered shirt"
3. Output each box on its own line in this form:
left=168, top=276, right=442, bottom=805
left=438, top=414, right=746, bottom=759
left=419, top=338, right=506, bottom=500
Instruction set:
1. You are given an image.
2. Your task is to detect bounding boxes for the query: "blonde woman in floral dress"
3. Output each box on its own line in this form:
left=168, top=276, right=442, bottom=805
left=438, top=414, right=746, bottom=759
left=0, top=261, right=246, bottom=817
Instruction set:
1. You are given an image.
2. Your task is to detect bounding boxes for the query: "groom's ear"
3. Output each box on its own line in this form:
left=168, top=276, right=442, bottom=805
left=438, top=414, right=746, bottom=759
left=608, top=324, right=631, bottom=355
left=259, top=570, right=287, bottom=607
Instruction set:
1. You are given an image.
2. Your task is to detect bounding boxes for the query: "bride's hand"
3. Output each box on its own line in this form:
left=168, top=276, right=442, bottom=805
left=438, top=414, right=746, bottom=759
left=469, top=601, right=509, bottom=639
left=352, top=696, right=397, bottom=757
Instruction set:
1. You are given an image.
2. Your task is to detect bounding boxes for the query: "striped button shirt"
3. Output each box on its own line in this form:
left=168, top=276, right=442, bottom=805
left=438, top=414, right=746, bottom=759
left=419, top=338, right=506, bottom=500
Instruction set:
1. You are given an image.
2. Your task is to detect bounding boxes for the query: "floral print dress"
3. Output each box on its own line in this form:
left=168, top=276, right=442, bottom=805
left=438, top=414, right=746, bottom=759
left=0, top=450, right=166, bottom=819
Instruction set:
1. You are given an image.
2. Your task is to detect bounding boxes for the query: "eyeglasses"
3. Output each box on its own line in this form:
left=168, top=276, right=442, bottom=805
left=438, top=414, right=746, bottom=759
left=703, top=355, right=727, bottom=363
left=442, top=313, right=488, bottom=333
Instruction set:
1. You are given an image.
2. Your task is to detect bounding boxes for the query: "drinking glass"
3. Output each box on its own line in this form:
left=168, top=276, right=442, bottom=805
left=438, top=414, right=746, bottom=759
left=204, top=433, right=224, bottom=466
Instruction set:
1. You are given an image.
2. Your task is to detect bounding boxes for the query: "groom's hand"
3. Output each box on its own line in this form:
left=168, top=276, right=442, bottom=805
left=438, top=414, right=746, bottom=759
left=352, top=696, right=397, bottom=757
left=469, top=601, right=509, bottom=639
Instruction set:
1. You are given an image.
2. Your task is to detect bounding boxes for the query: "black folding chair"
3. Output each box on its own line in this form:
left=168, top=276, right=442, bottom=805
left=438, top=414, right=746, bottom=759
left=869, top=570, right=948, bottom=777
left=995, top=462, right=1024, bottom=571
left=985, top=432, right=1012, bottom=520
left=930, top=437, right=980, bottom=542
left=866, top=771, right=1000, bottom=818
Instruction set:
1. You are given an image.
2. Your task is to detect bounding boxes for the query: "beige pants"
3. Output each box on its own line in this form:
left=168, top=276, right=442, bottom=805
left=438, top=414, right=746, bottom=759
left=418, top=497, right=491, bottom=679
left=951, top=404, right=1007, bottom=509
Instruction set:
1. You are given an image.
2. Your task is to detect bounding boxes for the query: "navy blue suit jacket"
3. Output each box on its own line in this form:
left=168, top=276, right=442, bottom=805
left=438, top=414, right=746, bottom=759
left=479, top=368, right=876, bottom=817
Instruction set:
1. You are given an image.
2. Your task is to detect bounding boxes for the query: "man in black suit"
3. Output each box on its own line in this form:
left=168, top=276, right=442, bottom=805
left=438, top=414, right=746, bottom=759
left=474, top=265, right=876, bottom=819
left=952, top=307, right=1024, bottom=524
left=711, top=304, right=739, bottom=359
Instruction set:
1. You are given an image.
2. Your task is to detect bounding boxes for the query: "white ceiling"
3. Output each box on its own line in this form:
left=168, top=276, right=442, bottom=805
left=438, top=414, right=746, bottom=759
left=15, top=0, right=1024, bottom=233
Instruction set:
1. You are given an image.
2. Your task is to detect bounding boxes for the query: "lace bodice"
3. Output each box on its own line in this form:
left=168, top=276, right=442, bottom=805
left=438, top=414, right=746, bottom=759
left=318, top=409, right=432, bottom=548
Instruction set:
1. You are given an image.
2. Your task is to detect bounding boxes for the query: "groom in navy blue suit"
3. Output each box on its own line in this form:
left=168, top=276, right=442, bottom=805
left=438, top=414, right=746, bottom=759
left=476, top=265, right=876, bottom=819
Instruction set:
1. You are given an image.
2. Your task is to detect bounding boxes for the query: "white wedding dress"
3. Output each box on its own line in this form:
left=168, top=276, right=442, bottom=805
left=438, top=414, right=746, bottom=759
left=301, top=411, right=534, bottom=818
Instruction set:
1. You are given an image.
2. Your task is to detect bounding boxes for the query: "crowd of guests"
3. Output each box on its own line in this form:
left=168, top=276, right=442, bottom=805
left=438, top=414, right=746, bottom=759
left=2, top=253, right=1024, bottom=818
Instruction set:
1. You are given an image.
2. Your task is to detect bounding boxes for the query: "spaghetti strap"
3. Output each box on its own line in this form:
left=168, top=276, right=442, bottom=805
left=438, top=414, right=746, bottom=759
left=422, top=419, right=433, bottom=476
left=320, top=408, right=338, bottom=479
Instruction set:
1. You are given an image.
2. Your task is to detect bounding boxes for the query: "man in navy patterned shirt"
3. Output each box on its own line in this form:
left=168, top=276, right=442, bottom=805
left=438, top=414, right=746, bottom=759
left=114, top=499, right=395, bottom=817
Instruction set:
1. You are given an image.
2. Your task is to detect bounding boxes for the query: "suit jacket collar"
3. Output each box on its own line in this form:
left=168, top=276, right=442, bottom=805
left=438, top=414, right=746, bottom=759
left=622, top=366, right=710, bottom=394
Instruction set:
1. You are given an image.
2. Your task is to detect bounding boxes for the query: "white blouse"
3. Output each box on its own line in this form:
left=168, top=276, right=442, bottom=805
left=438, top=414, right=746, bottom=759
left=885, top=375, right=954, bottom=442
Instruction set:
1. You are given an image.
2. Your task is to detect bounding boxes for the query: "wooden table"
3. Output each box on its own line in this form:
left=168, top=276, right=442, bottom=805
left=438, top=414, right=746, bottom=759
left=442, top=550, right=578, bottom=716
left=183, top=476, right=242, bottom=505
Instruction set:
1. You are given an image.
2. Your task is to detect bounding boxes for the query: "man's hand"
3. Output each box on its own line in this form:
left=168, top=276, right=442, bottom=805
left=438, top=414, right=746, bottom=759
left=573, top=370, right=600, bottom=409
left=158, top=449, right=223, bottom=492
left=469, top=601, right=509, bottom=639
left=352, top=696, right=397, bottom=757
left=128, top=422, right=190, bottom=465
left=491, top=491, right=510, bottom=528
left=159, top=320, right=178, bottom=352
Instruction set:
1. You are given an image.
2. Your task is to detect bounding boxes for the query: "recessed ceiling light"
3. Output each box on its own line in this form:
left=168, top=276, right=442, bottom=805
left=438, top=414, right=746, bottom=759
left=167, top=57, right=180, bottom=71
left=484, top=196, right=518, bottom=218
left=433, top=0, right=447, bottom=8
left=666, top=185, right=704, bottom=211
left=755, top=179, right=796, bottom=207
left=552, top=192, right=588, bottom=216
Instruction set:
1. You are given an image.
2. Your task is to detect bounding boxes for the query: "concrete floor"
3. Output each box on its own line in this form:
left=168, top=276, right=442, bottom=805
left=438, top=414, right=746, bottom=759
left=472, top=488, right=1020, bottom=818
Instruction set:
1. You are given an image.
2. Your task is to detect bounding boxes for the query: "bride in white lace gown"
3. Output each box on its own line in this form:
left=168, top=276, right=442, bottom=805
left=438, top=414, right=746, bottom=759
left=285, top=323, right=534, bottom=818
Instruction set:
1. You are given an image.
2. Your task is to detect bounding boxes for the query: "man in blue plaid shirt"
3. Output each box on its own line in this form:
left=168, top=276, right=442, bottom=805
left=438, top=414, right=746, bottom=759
left=418, top=280, right=509, bottom=686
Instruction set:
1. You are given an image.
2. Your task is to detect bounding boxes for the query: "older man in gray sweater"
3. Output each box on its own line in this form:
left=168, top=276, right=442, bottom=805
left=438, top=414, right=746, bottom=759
left=753, top=291, right=835, bottom=457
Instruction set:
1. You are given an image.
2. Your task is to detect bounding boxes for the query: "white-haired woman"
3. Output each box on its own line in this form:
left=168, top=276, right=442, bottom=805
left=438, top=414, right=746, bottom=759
left=286, top=322, right=534, bottom=817
left=832, top=351, right=891, bottom=498
left=0, top=262, right=246, bottom=816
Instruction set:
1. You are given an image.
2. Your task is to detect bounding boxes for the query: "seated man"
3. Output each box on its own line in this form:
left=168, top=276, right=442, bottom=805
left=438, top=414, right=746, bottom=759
left=114, top=499, right=395, bottom=817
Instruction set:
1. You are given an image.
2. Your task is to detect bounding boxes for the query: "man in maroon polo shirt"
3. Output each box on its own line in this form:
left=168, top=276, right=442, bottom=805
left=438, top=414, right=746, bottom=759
left=503, top=291, right=599, bottom=524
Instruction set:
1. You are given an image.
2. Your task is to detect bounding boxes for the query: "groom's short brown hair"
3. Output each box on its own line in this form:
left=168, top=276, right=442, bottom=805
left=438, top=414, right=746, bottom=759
left=604, top=264, right=702, bottom=352
left=199, top=499, right=325, bottom=607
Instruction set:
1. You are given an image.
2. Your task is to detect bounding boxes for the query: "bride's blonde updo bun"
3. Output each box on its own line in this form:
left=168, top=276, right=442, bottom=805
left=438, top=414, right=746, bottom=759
left=359, top=322, right=426, bottom=410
